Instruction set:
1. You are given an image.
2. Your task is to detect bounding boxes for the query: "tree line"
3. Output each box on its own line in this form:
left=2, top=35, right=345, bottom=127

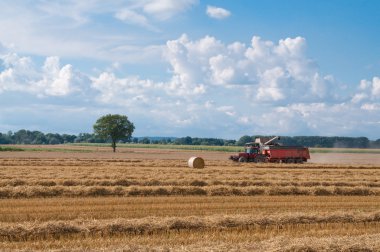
left=235, top=135, right=380, bottom=148
left=0, top=130, right=379, bottom=148
left=0, top=130, right=129, bottom=145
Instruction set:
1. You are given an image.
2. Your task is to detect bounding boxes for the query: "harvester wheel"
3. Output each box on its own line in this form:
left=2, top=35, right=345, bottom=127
left=238, top=157, right=247, bottom=162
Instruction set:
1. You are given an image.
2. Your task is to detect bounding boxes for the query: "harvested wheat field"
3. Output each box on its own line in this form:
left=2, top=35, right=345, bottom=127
left=0, top=145, right=380, bottom=251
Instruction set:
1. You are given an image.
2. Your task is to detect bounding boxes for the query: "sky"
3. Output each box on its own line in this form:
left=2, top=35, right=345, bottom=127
left=0, top=0, right=379, bottom=139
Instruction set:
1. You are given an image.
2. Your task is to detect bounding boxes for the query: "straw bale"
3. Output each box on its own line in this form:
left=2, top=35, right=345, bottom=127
left=188, top=157, right=205, bottom=168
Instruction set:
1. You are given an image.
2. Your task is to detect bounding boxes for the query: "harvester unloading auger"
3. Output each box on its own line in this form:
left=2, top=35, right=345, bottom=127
left=229, top=136, right=310, bottom=163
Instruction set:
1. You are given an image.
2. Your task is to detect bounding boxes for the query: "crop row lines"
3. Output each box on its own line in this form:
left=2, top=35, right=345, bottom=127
left=1, top=212, right=379, bottom=242
left=1, top=179, right=380, bottom=188
left=0, top=185, right=379, bottom=198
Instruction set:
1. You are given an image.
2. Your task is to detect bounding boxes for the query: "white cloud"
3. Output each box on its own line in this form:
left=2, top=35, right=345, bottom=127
left=37, top=57, right=74, bottom=96
left=86, top=34, right=380, bottom=138
left=361, top=103, right=380, bottom=111
left=1, top=33, right=380, bottom=139
left=217, top=106, right=236, bottom=116
left=206, top=5, right=231, bottom=19
left=351, top=76, right=380, bottom=103
left=351, top=93, right=367, bottom=103
left=209, top=55, right=235, bottom=85
left=164, top=34, right=340, bottom=103
left=372, top=77, right=380, bottom=97
left=35, top=1, right=198, bottom=25
left=0, top=52, right=80, bottom=97
left=256, top=67, right=286, bottom=101
left=115, top=9, right=159, bottom=32
left=35, top=1, right=99, bottom=25
left=141, top=0, right=199, bottom=20
left=114, top=0, right=199, bottom=31
left=91, top=71, right=165, bottom=105
left=0, top=1, right=173, bottom=62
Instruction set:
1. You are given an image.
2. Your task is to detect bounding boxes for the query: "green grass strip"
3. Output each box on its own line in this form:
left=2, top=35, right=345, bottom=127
left=0, top=146, right=25, bottom=152
left=69, top=143, right=242, bottom=152
left=0, top=146, right=93, bottom=153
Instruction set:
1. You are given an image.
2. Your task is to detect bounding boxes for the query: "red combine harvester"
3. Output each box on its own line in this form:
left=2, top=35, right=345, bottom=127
left=230, top=136, right=310, bottom=163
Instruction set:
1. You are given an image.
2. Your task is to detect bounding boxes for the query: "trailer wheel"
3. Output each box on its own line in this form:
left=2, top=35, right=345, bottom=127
left=253, top=156, right=264, bottom=163
left=238, top=157, right=247, bottom=162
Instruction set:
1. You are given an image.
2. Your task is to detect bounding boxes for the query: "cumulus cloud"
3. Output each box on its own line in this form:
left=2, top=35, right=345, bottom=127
left=163, top=34, right=339, bottom=104
left=206, top=5, right=231, bottom=19
left=350, top=76, right=380, bottom=121
left=87, top=34, right=380, bottom=138
left=1, top=33, right=380, bottom=138
left=91, top=72, right=164, bottom=105
left=351, top=77, right=380, bottom=103
left=0, top=52, right=80, bottom=97
left=36, top=57, right=74, bottom=96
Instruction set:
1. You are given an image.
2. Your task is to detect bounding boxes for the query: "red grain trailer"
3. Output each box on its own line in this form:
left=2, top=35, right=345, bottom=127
left=262, top=146, right=310, bottom=163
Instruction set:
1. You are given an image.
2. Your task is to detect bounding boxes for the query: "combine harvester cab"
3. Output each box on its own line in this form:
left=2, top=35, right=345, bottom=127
left=230, top=136, right=310, bottom=163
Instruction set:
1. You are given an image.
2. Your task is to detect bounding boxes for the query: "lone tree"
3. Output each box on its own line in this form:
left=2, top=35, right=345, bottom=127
left=93, top=114, right=135, bottom=152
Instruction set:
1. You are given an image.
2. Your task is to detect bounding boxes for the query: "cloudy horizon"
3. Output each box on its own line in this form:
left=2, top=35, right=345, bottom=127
left=0, top=1, right=379, bottom=139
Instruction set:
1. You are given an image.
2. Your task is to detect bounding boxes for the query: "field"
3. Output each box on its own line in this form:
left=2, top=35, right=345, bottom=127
left=0, top=145, right=380, bottom=251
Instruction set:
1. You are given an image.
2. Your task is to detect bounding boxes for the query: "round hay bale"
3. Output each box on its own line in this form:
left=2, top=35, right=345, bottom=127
left=188, top=157, right=205, bottom=169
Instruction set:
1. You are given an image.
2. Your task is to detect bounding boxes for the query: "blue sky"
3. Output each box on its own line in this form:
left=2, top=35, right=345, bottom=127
left=0, top=0, right=379, bottom=139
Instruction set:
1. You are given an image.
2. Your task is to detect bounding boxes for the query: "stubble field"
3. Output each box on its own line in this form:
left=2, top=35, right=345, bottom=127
left=0, top=145, right=380, bottom=251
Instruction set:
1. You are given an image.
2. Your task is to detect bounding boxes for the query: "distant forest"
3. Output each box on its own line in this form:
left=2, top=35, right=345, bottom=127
left=0, top=129, right=380, bottom=148
left=0, top=130, right=380, bottom=148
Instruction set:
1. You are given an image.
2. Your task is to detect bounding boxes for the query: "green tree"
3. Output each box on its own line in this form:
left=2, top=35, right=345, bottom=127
left=139, top=137, right=150, bottom=144
left=236, top=135, right=253, bottom=146
left=93, top=114, right=135, bottom=152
